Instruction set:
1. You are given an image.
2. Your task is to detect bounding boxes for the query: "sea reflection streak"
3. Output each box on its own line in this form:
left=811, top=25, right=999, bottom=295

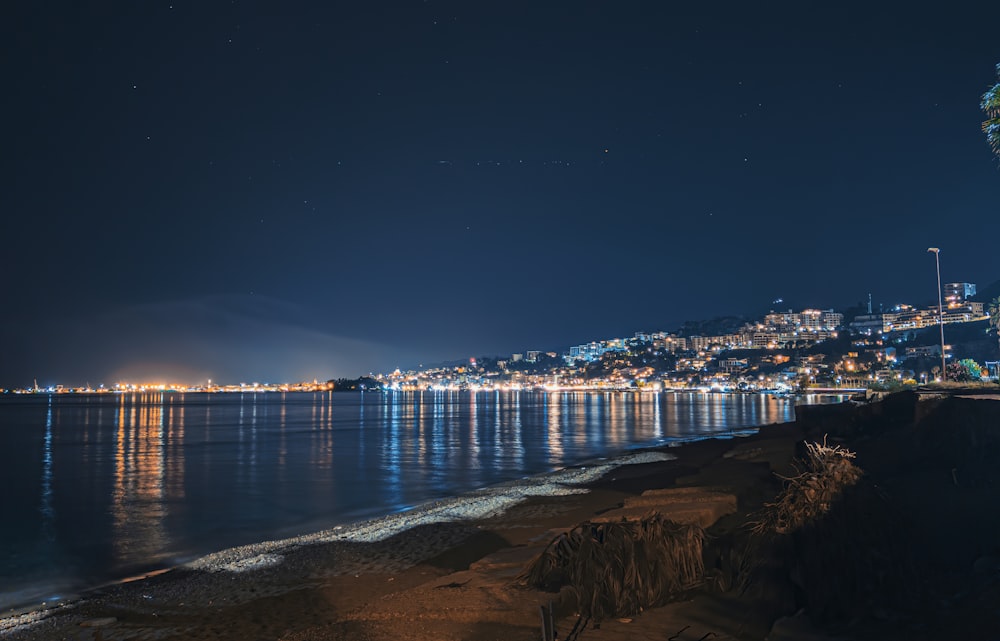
left=468, top=392, right=479, bottom=469
left=546, top=393, right=563, bottom=465
left=510, top=392, right=524, bottom=469
left=110, top=393, right=170, bottom=570
left=40, top=397, right=55, bottom=543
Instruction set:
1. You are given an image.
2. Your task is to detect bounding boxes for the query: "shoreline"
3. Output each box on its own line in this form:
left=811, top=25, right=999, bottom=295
left=8, top=392, right=997, bottom=639
left=0, top=416, right=788, bottom=640
left=0, top=411, right=775, bottom=623
left=0, top=436, right=719, bottom=633
left=0, top=390, right=813, bottom=620
left=0, top=415, right=817, bottom=638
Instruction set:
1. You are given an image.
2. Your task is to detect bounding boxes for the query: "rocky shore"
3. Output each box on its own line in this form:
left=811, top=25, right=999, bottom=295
left=3, top=391, right=1000, bottom=640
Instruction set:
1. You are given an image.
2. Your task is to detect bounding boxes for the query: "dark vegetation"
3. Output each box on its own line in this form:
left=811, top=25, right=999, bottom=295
left=326, top=376, right=379, bottom=391
left=519, top=516, right=705, bottom=622
left=676, top=315, right=749, bottom=337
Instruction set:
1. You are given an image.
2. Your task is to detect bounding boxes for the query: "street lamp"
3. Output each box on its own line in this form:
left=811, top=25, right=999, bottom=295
left=927, top=247, right=946, bottom=380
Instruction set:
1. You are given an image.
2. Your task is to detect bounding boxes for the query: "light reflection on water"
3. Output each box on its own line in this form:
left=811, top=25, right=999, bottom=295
left=40, top=398, right=54, bottom=544
left=0, top=390, right=843, bottom=612
left=111, top=393, right=171, bottom=568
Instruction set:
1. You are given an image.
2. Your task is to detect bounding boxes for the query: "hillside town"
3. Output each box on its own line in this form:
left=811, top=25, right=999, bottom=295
left=8, top=282, right=999, bottom=395
left=374, top=281, right=999, bottom=393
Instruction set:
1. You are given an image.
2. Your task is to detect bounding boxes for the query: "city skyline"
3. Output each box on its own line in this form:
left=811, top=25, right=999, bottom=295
left=10, top=282, right=993, bottom=391
left=3, top=2, right=999, bottom=387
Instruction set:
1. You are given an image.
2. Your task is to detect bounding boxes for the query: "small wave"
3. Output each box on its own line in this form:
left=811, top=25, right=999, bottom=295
left=218, top=553, right=284, bottom=573
left=0, top=602, right=76, bottom=636
left=187, top=450, right=677, bottom=572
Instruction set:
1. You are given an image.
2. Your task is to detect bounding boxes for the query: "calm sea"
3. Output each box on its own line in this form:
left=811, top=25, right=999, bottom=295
left=0, top=390, right=839, bottom=612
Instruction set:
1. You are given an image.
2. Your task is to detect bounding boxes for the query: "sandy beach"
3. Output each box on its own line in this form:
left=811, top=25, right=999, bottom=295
left=4, top=390, right=1000, bottom=641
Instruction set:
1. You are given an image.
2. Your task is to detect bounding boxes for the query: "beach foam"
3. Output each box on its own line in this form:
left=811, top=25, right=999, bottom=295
left=218, top=553, right=284, bottom=573
left=0, top=603, right=75, bottom=637
left=187, top=450, right=676, bottom=572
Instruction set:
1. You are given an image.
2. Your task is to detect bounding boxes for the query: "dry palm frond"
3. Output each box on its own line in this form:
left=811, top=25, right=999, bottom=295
left=519, top=513, right=705, bottom=621
left=751, top=437, right=862, bottom=535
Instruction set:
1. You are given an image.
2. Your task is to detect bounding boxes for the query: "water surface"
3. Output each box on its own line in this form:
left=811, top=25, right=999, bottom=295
left=0, top=390, right=836, bottom=612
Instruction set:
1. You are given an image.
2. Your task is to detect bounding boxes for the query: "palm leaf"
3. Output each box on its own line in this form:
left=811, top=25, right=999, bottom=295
left=983, top=64, right=1000, bottom=154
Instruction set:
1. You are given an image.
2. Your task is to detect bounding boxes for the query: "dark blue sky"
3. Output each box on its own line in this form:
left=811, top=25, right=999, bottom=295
left=3, top=1, right=999, bottom=386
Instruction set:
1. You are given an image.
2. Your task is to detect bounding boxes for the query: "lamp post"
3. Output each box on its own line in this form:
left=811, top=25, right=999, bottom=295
left=927, top=247, right=946, bottom=380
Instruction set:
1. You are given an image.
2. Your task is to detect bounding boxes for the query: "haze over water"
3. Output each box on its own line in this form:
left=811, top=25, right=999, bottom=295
left=1, top=390, right=836, bottom=612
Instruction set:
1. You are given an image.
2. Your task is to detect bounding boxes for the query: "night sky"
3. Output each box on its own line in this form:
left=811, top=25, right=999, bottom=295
left=3, top=1, right=999, bottom=387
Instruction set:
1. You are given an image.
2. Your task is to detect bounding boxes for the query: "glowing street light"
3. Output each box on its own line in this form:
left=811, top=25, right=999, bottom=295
left=927, top=247, right=946, bottom=379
